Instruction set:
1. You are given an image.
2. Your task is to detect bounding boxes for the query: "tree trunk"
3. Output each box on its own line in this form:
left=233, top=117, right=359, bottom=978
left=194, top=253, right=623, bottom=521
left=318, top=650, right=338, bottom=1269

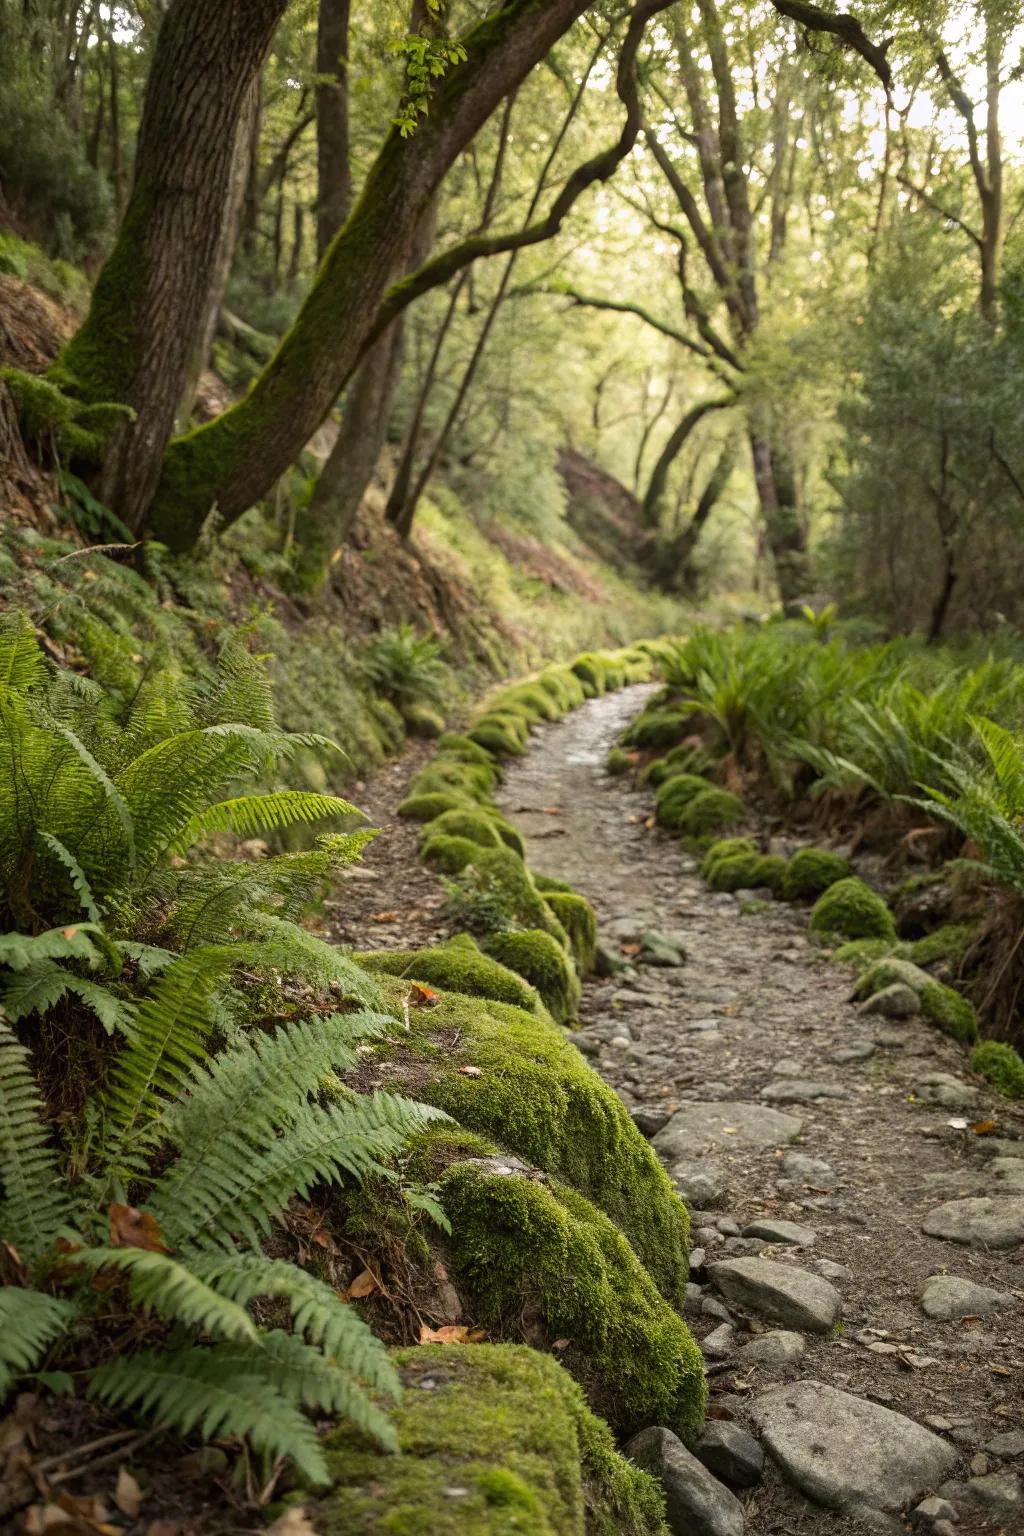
left=642, top=396, right=733, bottom=527
left=145, top=0, right=597, bottom=551
left=53, top=0, right=288, bottom=531
left=927, top=551, right=958, bottom=642
left=677, top=435, right=735, bottom=591
left=316, top=0, right=352, bottom=259
left=749, top=431, right=808, bottom=609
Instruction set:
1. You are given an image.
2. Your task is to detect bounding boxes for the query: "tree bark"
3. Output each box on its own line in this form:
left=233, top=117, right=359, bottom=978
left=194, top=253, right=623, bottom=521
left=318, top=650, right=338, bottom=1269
left=677, top=435, right=735, bottom=591
left=53, top=0, right=289, bottom=531
left=642, top=396, right=733, bottom=527
left=749, top=431, right=808, bottom=609
left=316, top=0, right=352, bottom=258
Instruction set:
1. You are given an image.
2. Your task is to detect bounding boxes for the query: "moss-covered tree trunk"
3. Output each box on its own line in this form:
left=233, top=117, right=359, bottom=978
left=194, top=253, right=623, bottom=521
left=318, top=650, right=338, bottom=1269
left=53, top=0, right=288, bottom=531
left=315, top=0, right=352, bottom=261
left=144, top=0, right=594, bottom=552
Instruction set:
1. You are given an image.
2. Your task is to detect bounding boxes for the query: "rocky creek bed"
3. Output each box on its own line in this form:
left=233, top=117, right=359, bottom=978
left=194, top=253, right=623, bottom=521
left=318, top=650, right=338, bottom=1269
left=334, top=683, right=1024, bottom=1536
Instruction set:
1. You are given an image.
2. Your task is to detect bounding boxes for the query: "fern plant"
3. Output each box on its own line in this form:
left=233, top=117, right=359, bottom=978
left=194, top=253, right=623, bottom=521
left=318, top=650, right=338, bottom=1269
left=360, top=624, right=447, bottom=708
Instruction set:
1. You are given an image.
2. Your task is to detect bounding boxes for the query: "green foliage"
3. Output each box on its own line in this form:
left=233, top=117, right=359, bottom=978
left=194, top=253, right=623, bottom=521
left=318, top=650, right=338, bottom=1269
left=782, top=848, right=851, bottom=902
left=543, top=892, right=597, bottom=975
left=622, top=706, right=693, bottom=750
left=607, top=746, right=633, bottom=776
left=852, top=957, right=978, bottom=1044
left=356, top=938, right=543, bottom=1014
left=810, top=878, right=896, bottom=943
left=482, top=929, right=580, bottom=1025
left=0, top=77, right=112, bottom=256
left=971, top=1040, right=1024, bottom=1099
left=360, top=625, right=448, bottom=709
left=642, top=744, right=712, bottom=786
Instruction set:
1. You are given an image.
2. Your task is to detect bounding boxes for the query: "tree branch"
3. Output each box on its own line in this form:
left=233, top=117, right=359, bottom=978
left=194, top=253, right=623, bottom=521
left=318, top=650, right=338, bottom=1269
left=769, top=0, right=892, bottom=92
left=527, top=284, right=712, bottom=359
left=896, top=172, right=982, bottom=246
left=934, top=47, right=987, bottom=196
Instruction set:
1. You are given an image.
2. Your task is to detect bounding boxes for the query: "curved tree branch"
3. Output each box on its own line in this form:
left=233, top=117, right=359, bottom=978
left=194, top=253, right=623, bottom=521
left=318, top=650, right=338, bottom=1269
left=769, top=0, right=892, bottom=92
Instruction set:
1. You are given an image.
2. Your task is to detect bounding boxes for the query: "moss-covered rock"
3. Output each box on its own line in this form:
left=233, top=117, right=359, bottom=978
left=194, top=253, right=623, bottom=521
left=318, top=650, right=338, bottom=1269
left=676, top=787, right=745, bottom=838
left=705, top=851, right=786, bottom=894
left=642, top=744, right=710, bottom=787
left=319, top=1344, right=669, bottom=1536
left=537, top=667, right=587, bottom=712
left=810, top=877, right=896, bottom=943
left=544, top=892, right=597, bottom=975
left=905, top=924, right=974, bottom=969
left=534, top=873, right=574, bottom=894
left=622, top=707, right=692, bottom=750
left=357, top=940, right=543, bottom=1014
left=420, top=833, right=486, bottom=873
left=971, top=1040, right=1024, bottom=1099
left=448, top=847, right=565, bottom=939
left=436, top=732, right=498, bottom=767
left=653, top=773, right=712, bottom=828
left=439, top=1160, right=705, bottom=1439
left=570, top=653, right=608, bottom=697
left=494, top=684, right=561, bottom=723
left=423, top=808, right=504, bottom=853
left=606, top=747, right=633, bottom=777
left=852, top=957, right=978, bottom=1044
left=831, top=937, right=897, bottom=972
left=403, top=702, right=446, bottom=738
left=483, top=929, right=581, bottom=1025
left=467, top=721, right=529, bottom=759
left=410, top=759, right=499, bottom=801
left=369, top=981, right=692, bottom=1304
left=700, top=837, right=758, bottom=878
left=781, top=848, right=850, bottom=902
left=399, top=791, right=474, bottom=822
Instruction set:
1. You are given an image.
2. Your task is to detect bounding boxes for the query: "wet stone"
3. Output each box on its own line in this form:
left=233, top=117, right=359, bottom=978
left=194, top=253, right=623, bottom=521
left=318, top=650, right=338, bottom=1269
left=749, top=1381, right=958, bottom=1513
left=736, top=1330, right=807, bottom=1367
left=701, top=1323, right=736, bottom=1359
left=742, top=1218, right=816, bottom=1247
left=693, top=1422, right=765, bottom=1490
left=624, top=1426, right=744, bottom=1536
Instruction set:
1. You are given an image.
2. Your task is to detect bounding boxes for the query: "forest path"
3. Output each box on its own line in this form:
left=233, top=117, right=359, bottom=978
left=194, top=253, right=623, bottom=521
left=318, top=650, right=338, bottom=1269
left=341, top=686, right=1024, bottom=1536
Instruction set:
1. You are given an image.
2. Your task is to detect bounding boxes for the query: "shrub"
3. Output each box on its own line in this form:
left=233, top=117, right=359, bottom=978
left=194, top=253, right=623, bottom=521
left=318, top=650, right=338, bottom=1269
left=361, top=625, right=447, bottom=708
left=642, top=744, right=711, bottom=786
left=810, top=878, right=896, bottom=942
left=971, top=1040, right=1024, bottom=1099
left=483, top=928, right=581, bottom=1024
left=622, top=707, right=692, bottom=750
left=781, top=848, right=851, bottom=902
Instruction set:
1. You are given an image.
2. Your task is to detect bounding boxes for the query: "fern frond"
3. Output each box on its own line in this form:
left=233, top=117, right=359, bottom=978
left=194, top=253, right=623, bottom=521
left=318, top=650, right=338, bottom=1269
left=0, top=925, right=106, bottom=971
left=88, top=1346, right=329, bottom=1484
left=0, top=1287, right=76, bottom=1394
left=174, top=791, right=363, bottom=853
left=0, top=612, right=46, bottom=692
left=241, top=914, right=384, bottom=1007
left=1, top=960, right=135, bottom=1036
left=0, top=1021, right=70, bottom=1262
left=37, top=834, right=103, bottom=922
left=70, top=1248, right=258, bottom=1342
left=119, top=941, right=177, bottom=978
left=155, top=1094, right=448, bottom=1251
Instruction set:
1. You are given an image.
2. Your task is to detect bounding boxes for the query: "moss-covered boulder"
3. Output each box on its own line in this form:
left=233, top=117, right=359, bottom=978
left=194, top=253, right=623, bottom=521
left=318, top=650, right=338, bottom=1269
left=403, top=702, right=446, bottom=738
left=420, top=833, right=486, bottom=873
left=705, top=851, right=786, bottom=894
left=319, top=1344, right=669, bottom=1536
left=810, top=877, right=896, bottom=943
left=483, top=929, right=581, bottom=1025
left=399, top=791, right=475, bottom=822
left=544, top=891, right=597, bottom=975
left=448, top=847, right=565, bottom=940
left=436, top=732, right=499, bottom=767
left=676, top=787, right=745, bottom=838
left=653, top=773, right=711, bottom=828
left=423, top=807, right=526, bottom=859
left=622, top=707, right=692, bottom=750
left=439, top=1159, right=705, bottom=1439
left=606, top=747, right=633, bottom=777
left=537, top=667, right=587, bottom=711
left=494, top=683, right=561, bottom=723
left=831, top=937, right=897, bottom=972
left=971, top=1040, right=1024, bottom=1099
left=700, top=837, right=757, bottom=877
left=905, top=924, right=974, bottom=969
left=367, top=981, right=692, bottom=1304
left=534, top=873, right=574, bottom=894
left=467, top=721, right=529, bottom=759
left=357, top=939, right=543, bottom=1014
left=570, top=653, right=608, bottom=697
left=642, top=744, right=710, bottom=787
left=852, top=957, right=978, bottom=1044
left=410, top=759, right=499, bottom=800
left=781, top=848, right=850, bottom=902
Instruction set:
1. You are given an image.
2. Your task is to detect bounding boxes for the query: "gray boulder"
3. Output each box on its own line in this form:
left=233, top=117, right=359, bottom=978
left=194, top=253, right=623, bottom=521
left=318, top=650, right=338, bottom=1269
left=624, top=1425, right=744, bottom=1536
left=709, top=1257, right=841, bottom=1333
left=922, top=1196, right=1024, bottom=1249
left=919, top=1273, right=1012, bottom=1320
left=693, top=1422, right=764, bottom=1489
left=654, top=1101, right=802, bottom=1157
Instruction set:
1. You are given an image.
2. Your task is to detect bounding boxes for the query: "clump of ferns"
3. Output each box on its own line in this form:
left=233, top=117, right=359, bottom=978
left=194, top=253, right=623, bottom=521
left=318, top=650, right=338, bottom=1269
left=0, top=612, right=452, bottom=1477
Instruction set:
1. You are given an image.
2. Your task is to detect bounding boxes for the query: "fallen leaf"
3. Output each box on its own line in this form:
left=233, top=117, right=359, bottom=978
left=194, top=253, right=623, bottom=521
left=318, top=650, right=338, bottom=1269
left=946, top=1118, right=969, bottom=1130
left=409, top=982, right=440, bottom=1008
left=418, top=1324, right=487, bottom=1345
left=644, top=815, right=656, bottom=830
left=990, top=1363, right=1013, bottom=1376
left=621, top=942, right=641, bottom=956
left=346, top=1268, right=381, bottom=1300
left=458, top=1065, right=482, bottom=1078
left=551, top=1338, right=570, bottom=1351
left=108, top=1204, right=169, bottom=1254
left=971, top=1119, right=998, bottom=1135
left=61, top=927, right=79, bottom=941
left=114, top=1468, right=143, bottom=1518
left=370, top=910, right=399, bottom=923
left=267, top=1511, right=319, bottom=1536
left=541, top=806, right=562, bottom=816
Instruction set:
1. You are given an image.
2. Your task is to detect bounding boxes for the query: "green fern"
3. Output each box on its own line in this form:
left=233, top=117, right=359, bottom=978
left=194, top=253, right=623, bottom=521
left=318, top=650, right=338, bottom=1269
left=0, top=1288, right=76, bottom=1394
left=0, top=1021, right=71, bottom=1263
left=174, top=790, right=364, bottom=851
left=70, top=1248, right=259, bottom=1342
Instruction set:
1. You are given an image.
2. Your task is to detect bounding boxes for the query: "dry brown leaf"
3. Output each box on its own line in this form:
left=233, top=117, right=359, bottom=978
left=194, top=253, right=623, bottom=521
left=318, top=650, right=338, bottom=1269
left=418, top=1324, right=487, bottom=1345
left=644, top=815, right=656, bottom=830
left=369, top=910, right=399, bottom=923
left=346, top=1268, right=381, bottom=1300
left=990, top=1363, right=1013, bottom=1376
left=409, top=982, right=440, bottom=1008
left=267, top=1510, right=319, bottom=1536
left=551, top=1338, right=570, bottom=1351
left=108, top=1204, right=169, bottom=1254
left=971, top=1119, right=998, bottom=1135
left=24, top=1492, right=120, bottom=1535
left=541, top=806, right=562, bottom=816
left=114, top=1467, right=144, bottom=1518
left=457, top=1065, right=482, bottom=1078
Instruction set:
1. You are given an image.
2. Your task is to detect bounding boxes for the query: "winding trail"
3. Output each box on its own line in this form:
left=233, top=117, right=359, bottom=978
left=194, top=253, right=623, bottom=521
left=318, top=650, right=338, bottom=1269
left=346, top=685, right=1024, bottom=1535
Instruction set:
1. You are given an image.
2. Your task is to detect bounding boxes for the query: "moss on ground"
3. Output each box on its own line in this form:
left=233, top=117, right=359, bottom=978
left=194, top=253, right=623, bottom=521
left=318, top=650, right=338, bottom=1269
left=371, top=980, right=692, bottom=1304
left=439, top=1161, right=705, bottom=1439
left=420, top=833, right=485, bottom=873
left=905, top=924, right=974, bottom=968
left=622, top=706, right=692, bottom=750
left=781, top=848, right=850, bottom=902
left=676, top=787, right=745, bottom=837
left=436, top=732, right=498, bottom=767
left=544, top=892, right=597, bottom=975
left=831, top=937, right=897, bottom=972
left=422, top=808, right=505, bottom=853
left=852, top=957, right=978, bottom=1043
left=971, top=1040, right=1024, bottom=1099
left=483, top=929, right=581, bottom=1025
left=447, top=847, right=565, bottom=939
left=399, top=791, right=474, bottom=822
left=607, top=747, right=633, bottom=776
left=810, top=877, right=896, bottom=943
left=467, top=722, right=529, bottom=759
left=357, top=939, right=543, bottom=1014
left=319, top=1344, right=669, bottom=1536
left=409, top=759, right=499, bottom=800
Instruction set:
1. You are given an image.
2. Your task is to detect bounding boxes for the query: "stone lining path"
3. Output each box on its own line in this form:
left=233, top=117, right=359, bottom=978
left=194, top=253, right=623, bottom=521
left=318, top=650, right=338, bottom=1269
left=341, top=685, right=1024, bottom=1535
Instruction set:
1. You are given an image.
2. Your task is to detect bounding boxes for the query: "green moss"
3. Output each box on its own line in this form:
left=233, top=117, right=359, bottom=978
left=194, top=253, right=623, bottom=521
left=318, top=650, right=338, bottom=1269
left=494, top=684, right=560, bottom=723
left=852, top=957, right=979, bottom=1043
left=422, top=809, right=504, bottom=853
left=420, top=833, right=486, bottom=873
left=3, top=366, right=133, bottom=467
left=402, top=701, right=446, bottom=738
left=831, top=937, right=897, bottom=972
left=436, top=733, right=498, bottom=768
left=642, top=745, right=710, bottom=787
left=537, top=667, right=587, bottom=711
left=704, top=851, right=786, bottom=894
left=653, top=773, right=712, bottom=828
left=534, top=874, right=574, bottom=894
left=398, top=791, right=474, bottom=822
left=357, top=940, right=542, bottom=1014
left=676, top=787, right=745, bottom=837
left=570, top=653, right=607, bottom=697
left=483, top=929, right=581, bottom=1025
left=971, top=1040, right=1024, bottom=1099
left=622, top=707, right=692, bottom=750
left=409, top=759, right=499, bottom=801
left=440, top=1163, right=705, bottom=1439
left=810, top=877, right=896, bottom=942
left=700, top=837, right=757, bottom=877
left=544, top=892, right=597, bottom=976
left=448, top=847, right=564, bottom=939
left=781, top=848, right=851, bottom=902
left=906, top=924, right=974, bottom=968
left=606, top=747, right=633, bottom=777
left=467, top=722, right=528, bottom=759
left=371, top=981, right=692, bottom=1304
left=319, top=1344, right=668, bottom=1536
left=476, top=709, right=531, bottom=745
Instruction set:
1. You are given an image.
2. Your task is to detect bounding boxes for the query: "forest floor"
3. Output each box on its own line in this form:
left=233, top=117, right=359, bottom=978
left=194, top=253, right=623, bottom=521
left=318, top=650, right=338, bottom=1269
left=336, top=684, right=1024, bottom=1536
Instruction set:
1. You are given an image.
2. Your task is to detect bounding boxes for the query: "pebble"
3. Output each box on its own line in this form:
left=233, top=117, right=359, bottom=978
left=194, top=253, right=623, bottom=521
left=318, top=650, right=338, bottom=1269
left=709, top=1257, right=841, bottom=1333
left=781, top=1152, right=838, bottom=1188
left=631, top=1106, right=672, bottom=1137
left=912, top=1495, right=957, bottom=1525
left=830, top=1042, right=876, bottom=1063
left=673, top=1159, right=728, bottom=1208
left=701, top=1323, right=736, bottom=1359
left=749, top=1381, right=957, bottom=1512
left=624, top=1425, right=744, bottom=1536
left=689, top=1247, right=707, bottom=1275
left=700, top=1297, right=733, bottom=1323
left=736, top=1329, right=806, bottom=1366
left=987, top=1430, right=1024, bottom=1459
left=742, top=1218, right=816, bottom=1247
left=813, top=1258, right=853, bottom=1282
left=692, top=1422, right=764, bottom=1489
left=918, top=1273, right=1012, bottom=1320
left=938, top=1472, right=1022, bottom=1516
left=922, top=1196, right=1024, bottom=1249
